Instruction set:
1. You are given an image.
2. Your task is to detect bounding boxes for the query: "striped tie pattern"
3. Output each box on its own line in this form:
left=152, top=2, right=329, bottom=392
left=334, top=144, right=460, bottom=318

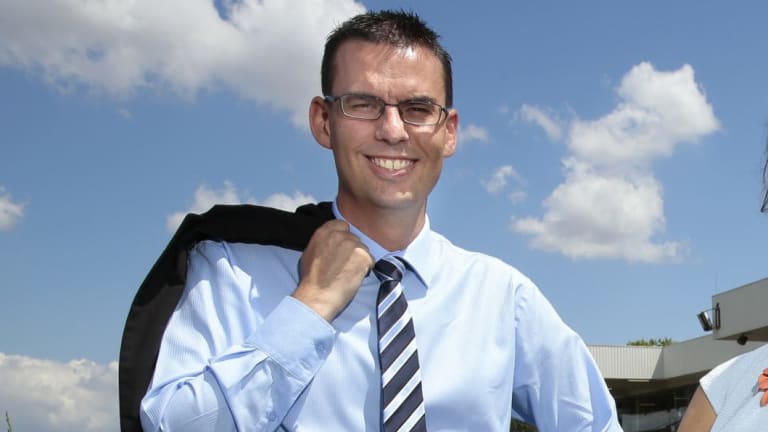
left=373, top=256, right=426, bottom=432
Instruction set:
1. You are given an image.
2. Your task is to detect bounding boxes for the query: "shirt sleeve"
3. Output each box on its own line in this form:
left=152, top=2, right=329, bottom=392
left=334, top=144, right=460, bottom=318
left=510, top=277, right=622, bottom=432
left=700, top=354, right=741, bottom=417
left=139, top=241, right=336, bottom=432
left=700, top=343, right=768, bottom=428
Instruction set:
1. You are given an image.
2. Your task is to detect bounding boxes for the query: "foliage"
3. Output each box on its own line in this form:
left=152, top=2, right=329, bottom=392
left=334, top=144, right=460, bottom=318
left=511, top=419, right=538, bottom=431
left=627, top=337, right=674, bottom=347
left=5, top=412, right=10, bottom=432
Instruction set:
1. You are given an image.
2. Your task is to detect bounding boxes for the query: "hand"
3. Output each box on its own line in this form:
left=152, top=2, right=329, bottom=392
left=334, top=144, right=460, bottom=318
left=292, top=220, right=373, bottom=322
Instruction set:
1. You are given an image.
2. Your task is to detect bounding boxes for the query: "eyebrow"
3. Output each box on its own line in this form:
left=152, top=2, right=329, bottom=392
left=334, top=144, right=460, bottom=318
left=404, top=96, right=439, bottom=104
left=350, top=93, right=440, bottom=105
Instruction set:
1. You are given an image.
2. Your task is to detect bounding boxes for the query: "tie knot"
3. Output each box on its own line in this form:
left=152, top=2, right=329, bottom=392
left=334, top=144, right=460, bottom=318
left=373, top=256, right=405, bottom=283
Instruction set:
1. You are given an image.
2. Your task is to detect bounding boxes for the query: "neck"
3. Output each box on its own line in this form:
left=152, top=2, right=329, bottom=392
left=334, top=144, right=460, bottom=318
left=337, top=199, right=426, bottom=252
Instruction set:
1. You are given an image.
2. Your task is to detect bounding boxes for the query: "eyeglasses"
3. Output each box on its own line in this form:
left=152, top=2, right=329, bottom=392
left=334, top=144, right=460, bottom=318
left=324, top=94, right=449, bottom=126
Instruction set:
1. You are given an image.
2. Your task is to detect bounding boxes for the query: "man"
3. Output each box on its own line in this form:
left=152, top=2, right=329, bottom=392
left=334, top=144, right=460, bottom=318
left=139, top=10, right=622, bottom=431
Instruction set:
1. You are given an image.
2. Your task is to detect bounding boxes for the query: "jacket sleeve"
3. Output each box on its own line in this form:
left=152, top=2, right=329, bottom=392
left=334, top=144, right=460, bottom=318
left=139, top=241, right=335, bottom=432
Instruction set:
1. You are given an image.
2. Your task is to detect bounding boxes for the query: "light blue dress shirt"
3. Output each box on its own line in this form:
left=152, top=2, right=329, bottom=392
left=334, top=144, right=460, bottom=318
left=140, top=204, right=622, bottom=431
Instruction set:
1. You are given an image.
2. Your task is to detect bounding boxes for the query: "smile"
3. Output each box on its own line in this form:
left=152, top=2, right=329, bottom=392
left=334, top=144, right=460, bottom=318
left=370, top=157, right=413, bottom=170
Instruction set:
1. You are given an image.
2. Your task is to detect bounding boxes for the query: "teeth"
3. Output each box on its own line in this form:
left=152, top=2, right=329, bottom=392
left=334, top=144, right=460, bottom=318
left=372, top=158, right=412, bottom=170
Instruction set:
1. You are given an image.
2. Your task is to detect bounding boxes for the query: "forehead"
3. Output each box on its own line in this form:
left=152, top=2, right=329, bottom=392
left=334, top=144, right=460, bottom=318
left=331, top=40, right=445, bottom=102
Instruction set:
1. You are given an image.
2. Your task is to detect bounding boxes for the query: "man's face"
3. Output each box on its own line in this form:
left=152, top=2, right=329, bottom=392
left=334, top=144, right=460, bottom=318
left=311, top=40, right=458, bottom=219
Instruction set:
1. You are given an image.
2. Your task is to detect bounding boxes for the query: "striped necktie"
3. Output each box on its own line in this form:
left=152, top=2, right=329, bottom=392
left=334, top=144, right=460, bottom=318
left=373, top=256, right=426, bottom=432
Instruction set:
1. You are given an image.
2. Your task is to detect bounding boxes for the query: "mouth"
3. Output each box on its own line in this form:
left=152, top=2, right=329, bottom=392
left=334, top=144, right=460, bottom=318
left=369, top=157, right=414, bottom=171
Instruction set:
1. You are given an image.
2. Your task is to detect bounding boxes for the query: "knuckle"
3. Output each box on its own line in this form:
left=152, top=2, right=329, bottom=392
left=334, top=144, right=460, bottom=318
left=327, top=219, right=350, bottom=231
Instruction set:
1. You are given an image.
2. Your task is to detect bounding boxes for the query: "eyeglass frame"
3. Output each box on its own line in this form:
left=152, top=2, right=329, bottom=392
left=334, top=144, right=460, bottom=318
left=323, top=93, right=450, bottom=126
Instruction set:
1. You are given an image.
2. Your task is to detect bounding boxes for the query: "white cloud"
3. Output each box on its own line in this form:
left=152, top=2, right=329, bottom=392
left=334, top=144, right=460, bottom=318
left=0, top=0, right=366, bottom=126
left=484, top=165, right=523, bottom=194
left=167, top=181, right=316, bottom=232
left=517, top=104, right=563, bottom=141
left=458, top=124, right=489, bottom=144
left=509, top=190, right=527, bottom=204
left=0, top=353, right=118, bottom=432
left=513, top=63, right=718, bottom=263
left=0, top=186, right=25, bottom=231
left=568, top=63, right=719, bottom=168
left=166, top=181, right=241, bottom=231
left=513, top=162, right=681, bottom=262
left=258, top=191, right=317, bottom=212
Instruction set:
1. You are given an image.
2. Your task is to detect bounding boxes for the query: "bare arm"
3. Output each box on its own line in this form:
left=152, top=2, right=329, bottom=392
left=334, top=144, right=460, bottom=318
left=678, top=386, right=715, bottom=432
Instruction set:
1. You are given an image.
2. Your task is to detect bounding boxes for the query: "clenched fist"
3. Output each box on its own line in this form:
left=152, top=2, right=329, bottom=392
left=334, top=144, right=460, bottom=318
left=292, top=220, right=374, bottom=322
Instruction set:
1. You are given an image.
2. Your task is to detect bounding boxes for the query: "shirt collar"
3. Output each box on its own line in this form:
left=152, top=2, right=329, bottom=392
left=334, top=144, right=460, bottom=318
left=332, top=199, right=433, bottom=289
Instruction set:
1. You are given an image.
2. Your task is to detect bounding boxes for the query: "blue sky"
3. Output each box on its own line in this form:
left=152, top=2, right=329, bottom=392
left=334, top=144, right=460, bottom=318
left=1, top=1, right=767, bottom=430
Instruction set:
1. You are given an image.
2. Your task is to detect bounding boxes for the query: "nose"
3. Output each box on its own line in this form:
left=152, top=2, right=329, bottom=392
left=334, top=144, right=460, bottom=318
left=375, top=106, right=409, bottom=145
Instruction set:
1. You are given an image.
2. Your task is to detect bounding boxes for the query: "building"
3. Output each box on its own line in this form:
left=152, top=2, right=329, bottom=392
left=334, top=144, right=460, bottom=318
left=589, top=277, right=768, bottom=431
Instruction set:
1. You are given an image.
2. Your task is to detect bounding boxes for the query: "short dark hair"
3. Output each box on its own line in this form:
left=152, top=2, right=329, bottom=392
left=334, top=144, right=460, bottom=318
left=321, top=10, right=453, bottom=108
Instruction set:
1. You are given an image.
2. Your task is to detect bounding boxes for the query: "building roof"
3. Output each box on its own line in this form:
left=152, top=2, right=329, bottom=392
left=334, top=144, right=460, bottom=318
left=588, top=276, right=768, bottom=399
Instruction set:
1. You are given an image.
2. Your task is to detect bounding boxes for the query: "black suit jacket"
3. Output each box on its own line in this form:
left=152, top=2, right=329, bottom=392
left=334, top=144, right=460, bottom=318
left=118, top=202, right=334, bottom=431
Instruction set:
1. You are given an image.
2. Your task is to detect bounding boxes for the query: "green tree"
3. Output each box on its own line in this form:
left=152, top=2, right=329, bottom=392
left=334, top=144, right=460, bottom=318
left=627, top=337, right=674, bottom=347
left=511, top=419, right=537, bottom=431
left=5, top=411, right=11, bottom=432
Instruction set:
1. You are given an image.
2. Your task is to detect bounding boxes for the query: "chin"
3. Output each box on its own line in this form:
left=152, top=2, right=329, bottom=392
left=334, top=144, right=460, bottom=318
left=373, top=193, right=421, bottom=211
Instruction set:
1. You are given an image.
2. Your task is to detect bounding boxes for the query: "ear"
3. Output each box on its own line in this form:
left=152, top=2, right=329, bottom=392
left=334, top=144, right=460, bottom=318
left=309, top=96, right=332, bottom=150
left=441, top=108, right=458, bottom=157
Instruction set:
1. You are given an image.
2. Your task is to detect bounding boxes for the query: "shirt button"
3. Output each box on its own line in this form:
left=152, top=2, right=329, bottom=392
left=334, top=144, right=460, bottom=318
left=316, top=342, right=327, bottom=355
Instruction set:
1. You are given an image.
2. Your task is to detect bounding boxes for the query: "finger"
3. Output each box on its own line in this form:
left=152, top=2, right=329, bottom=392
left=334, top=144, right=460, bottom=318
left=320, top=219, right=350, bottom=233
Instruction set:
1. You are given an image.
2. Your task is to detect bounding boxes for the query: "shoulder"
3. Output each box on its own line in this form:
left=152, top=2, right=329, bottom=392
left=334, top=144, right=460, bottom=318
left=702, top=344, right=768, bottom=417
left=426, top=230, right=538, bottom=293
left=733, top=344, right=768, bottom=367
left=706, top=344, right=768, bottom=384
